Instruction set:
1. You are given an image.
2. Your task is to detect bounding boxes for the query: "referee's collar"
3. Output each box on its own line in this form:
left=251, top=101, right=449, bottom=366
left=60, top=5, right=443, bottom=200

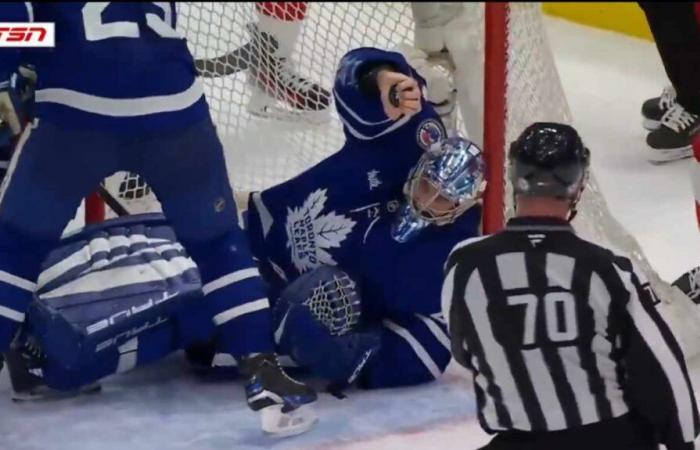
left=505, top=216, right=574, bottom=232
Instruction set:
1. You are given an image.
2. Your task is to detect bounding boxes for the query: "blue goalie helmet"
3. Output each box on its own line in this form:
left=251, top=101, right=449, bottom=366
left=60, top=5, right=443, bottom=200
left=392, top=136, right=487, bottom=242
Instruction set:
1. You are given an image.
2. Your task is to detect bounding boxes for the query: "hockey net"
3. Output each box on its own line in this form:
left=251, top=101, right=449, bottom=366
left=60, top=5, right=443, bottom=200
left=90, top=2, right=679, bottom=306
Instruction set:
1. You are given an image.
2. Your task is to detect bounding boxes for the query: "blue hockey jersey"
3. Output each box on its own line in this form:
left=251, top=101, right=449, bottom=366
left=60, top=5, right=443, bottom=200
left=0, top=2, right=207, bottom=132
left=246, top=48, right=479, bottom=320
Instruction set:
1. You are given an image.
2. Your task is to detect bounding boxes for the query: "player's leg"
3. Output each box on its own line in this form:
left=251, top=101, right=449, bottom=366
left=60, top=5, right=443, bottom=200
left=356, top=312, right=451, bottom=389
left=134, top=117, right=316, bottom=435
left=246, top=2, right=331, bottom=118
left=0, top=120, right=119, bottom=354
left=639, top=2, right=700, bottom=161
left=133, top=119, right=275, bottom=360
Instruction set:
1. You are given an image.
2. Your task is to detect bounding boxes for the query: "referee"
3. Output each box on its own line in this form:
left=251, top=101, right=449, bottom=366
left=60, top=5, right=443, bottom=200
left=442, top=123, right=699, bottom=450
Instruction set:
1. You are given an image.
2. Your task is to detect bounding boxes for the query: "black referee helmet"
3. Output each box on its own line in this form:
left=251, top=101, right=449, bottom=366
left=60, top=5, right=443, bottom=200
left=509, top=122, right=590, bottom=212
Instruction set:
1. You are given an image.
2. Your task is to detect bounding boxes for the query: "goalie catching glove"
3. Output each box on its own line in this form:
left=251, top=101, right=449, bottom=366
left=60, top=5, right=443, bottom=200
left=272, top=266, right=381, bottom=389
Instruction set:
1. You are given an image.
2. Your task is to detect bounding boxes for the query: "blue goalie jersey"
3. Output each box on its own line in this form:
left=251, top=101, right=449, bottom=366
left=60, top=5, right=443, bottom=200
left=246, top=47, right=481, bottom=322
left=0, top=2, right=207, bottom=132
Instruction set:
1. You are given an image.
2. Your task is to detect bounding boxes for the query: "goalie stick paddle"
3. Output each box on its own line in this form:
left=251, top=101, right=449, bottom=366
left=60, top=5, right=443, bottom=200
left=97, top=184, right=130, bottom=217
left=194, top=23, right=279, bottom=78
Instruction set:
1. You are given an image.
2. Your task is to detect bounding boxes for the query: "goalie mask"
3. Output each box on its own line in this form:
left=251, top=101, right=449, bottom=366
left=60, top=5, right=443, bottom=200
left=392, top=136, right=487, bottom=243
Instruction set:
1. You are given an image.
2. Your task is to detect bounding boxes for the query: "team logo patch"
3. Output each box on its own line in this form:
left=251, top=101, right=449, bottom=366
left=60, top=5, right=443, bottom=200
left=416, top=119, right=444, bottom=150
left=286, top=189, right=356, bottom=273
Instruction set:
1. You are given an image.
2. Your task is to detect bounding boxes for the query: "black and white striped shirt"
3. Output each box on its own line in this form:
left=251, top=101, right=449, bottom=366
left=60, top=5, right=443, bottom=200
left=442, top=216, right=699, bottom=448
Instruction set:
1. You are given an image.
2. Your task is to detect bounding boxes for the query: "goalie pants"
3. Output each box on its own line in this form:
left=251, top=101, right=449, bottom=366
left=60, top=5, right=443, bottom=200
left=0, top=117, right=274, bottom=357
left=639, top=2, right=700, bottom=114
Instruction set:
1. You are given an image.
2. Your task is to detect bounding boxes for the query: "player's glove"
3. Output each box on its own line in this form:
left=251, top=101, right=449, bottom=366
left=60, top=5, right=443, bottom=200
left=393, top=42, right=457, bottom=129
left=272, top=266, right=381, bottom=386
left=0, top=65, right=36, bottom=137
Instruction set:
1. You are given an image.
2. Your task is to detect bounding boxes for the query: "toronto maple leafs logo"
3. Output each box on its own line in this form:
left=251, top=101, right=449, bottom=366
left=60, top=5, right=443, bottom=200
left=286, top=189, right=356, bottom=273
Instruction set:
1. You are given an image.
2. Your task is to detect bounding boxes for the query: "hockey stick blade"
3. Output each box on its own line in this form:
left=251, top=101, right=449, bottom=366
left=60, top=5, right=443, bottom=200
left=195, top=43, right=252, bottom=77
left=97, top=185, right=130, bottom=217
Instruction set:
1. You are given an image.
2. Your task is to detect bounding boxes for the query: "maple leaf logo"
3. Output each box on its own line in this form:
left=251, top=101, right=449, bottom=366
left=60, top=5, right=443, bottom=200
left=286, top=189, right=356, bottom=273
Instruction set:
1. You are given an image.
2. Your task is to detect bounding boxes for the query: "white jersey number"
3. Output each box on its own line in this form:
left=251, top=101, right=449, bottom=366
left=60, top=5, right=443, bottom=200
left=82, top=2, right=180, bottom=41
left=507, top=292, right=579, bottom=346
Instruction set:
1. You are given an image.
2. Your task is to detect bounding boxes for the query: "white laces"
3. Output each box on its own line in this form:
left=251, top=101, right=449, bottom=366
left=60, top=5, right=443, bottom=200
left=277, top=58, right=316, bottom=92
left=661, top=103, right=698, bottom=132
left=659, top=85, right=677, bottom=110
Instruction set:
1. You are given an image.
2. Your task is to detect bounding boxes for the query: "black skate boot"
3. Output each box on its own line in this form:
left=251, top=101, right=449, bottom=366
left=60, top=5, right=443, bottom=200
left=245, top=23, right=331, bottom=120
left=642, top=85, right=676, bottom=131
left=5, top=338, right=100, bottom=402
left=239, top=352, right=317, bottom=436
left=672, top=266, right=700, bottom=304
left=646, top=103, right=700, bottom=163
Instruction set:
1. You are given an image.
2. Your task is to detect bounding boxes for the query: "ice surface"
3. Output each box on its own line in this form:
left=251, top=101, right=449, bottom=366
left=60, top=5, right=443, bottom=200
left=3, top=14, right=700, bottom=450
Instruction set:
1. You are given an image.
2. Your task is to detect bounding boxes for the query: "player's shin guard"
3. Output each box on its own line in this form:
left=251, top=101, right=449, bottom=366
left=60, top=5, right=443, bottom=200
left=0, top=226, right=43, bottom=353
left=183, top=228, right=317, bottom=435
left=181, top=228, right=276, bottom=357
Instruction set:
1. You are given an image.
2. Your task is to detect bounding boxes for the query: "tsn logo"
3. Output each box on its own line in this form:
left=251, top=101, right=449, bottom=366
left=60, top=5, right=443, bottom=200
left=0, top=23, right=55, bottom=47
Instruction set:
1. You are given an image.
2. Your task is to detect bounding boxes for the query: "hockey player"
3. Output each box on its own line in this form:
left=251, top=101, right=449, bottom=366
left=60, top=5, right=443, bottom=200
left=639, top=3, right=700, bottom=162
left=190, top=46, right=485, bottom=389
left=0, top=2, right=315, bottom=436
left=443, top=122, right=699, bottom=450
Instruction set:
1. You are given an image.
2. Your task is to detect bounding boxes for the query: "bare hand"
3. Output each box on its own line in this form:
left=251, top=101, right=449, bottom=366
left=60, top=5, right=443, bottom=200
left=377, top=70, right=422, bottom=120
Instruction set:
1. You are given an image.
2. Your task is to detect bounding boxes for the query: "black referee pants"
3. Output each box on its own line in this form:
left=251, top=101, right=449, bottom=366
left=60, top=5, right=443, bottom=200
left=639, top=2, right=700, bottom=114
left=478, top=414, right=657, bottom=450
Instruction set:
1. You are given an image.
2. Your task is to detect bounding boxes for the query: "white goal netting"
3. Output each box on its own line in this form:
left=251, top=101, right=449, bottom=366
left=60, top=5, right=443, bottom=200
left=98, top=2, right=680, bottom=308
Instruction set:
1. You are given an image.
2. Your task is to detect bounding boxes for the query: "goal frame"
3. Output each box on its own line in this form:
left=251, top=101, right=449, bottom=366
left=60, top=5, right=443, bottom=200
left=84, top=2, right=515, bottom=231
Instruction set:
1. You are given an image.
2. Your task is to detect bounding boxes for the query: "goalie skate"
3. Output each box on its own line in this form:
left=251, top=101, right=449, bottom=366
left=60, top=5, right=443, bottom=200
left=653, top=266, right=700, bottom=360
left=4, top=341, right=100, bottom=402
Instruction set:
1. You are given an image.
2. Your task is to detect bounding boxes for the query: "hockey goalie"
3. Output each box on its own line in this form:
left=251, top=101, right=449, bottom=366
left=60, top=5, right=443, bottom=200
left=0, top=30, right=478, bottom=411
left=0, top=1, right=316, bottom=437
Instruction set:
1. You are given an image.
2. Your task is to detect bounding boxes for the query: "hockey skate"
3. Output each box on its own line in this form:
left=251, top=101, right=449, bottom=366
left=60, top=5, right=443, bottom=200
left=642, top=85, right=676, bottom=131
left=245, top=23, right=331, bottom=124
left=239, top=352, right=317, bottom=437
left=4, top=338, right=100, bottom=402
left=653, top=266, right=700, bottom=360
left=646, top=103, right=700, bottom=163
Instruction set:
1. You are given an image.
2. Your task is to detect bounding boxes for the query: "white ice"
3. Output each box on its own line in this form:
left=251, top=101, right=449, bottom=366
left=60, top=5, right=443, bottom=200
left=2, top=15, right=700, bottom=450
